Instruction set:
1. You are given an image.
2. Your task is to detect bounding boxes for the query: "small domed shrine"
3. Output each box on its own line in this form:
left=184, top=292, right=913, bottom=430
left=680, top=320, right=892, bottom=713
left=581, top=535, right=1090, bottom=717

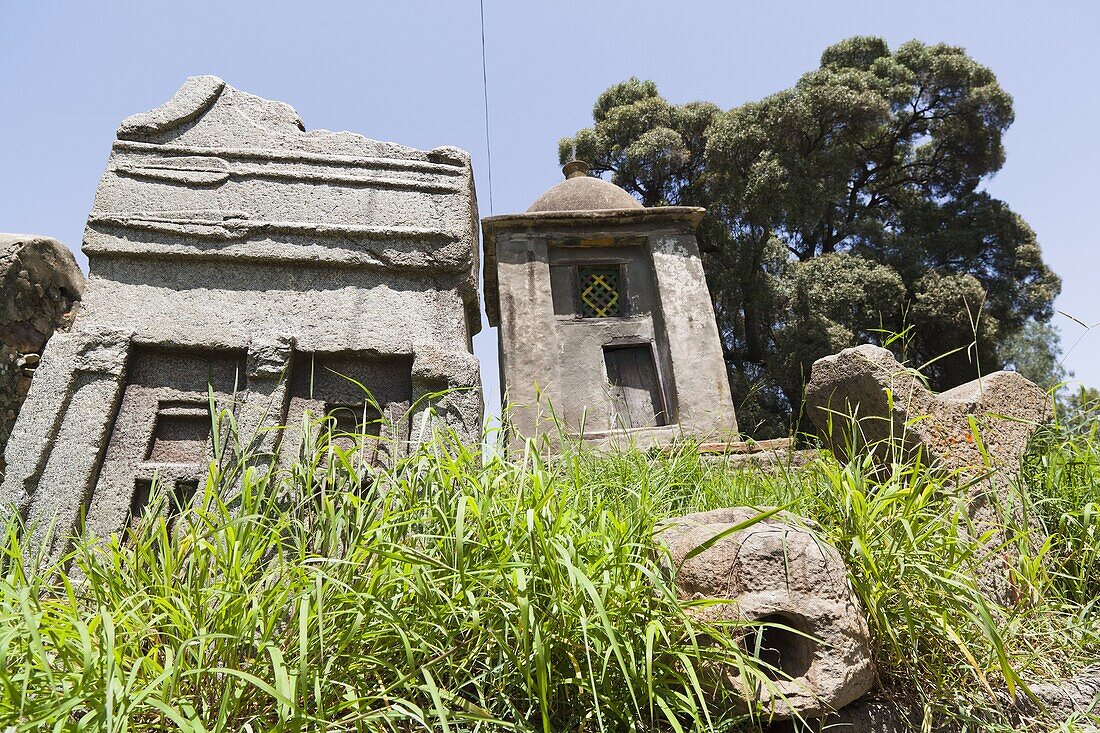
left=526, top=160, right=643, bottom=213
left=482, top=162, right=738, bottom=449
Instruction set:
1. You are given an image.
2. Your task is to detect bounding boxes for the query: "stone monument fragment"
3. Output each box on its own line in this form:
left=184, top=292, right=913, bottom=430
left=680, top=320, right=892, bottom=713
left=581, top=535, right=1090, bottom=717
left=0, top=234, right=84, bottom=471
left=769, top=663, right=1100, bottom=732
left=804, top=344, right=1051, bottom=484
left=483, top=161, right=738, bottom=450
left=805, top=344, right=1052, bottom=603
left=0, top=76, right=482, bottom=560
left=1009, top=663, right=1100, bottom=729
left=658, top=507, right=874, bottom=720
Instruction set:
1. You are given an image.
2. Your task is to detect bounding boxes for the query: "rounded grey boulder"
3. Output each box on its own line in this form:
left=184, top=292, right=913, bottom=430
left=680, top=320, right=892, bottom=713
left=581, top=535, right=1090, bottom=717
left=659, top=507, right=874, bottom=720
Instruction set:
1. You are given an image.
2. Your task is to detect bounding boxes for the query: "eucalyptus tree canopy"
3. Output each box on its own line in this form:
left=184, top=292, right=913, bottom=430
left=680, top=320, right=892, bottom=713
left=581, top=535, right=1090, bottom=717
left=560, top=36, right=1062, bottom=436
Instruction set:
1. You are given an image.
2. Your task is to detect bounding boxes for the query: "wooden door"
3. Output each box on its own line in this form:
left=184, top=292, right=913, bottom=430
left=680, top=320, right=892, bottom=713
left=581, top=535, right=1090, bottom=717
left=604, top=344, right=666, bottom=429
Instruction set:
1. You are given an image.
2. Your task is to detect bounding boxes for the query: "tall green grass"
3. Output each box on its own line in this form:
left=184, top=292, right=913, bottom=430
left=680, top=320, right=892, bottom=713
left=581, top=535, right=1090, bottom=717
left=0, top=417, right=779, bottom=732
left=0, top=400, right=1096, bottom=731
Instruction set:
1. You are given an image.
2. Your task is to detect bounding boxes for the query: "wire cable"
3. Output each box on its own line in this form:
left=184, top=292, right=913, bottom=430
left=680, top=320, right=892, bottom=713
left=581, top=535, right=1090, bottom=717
left=479, top=0, right=494, bottom=218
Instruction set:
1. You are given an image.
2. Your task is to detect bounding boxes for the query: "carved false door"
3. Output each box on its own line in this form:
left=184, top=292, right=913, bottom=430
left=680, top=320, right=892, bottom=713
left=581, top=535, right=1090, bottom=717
left=84, top=346, right=245, bottom=539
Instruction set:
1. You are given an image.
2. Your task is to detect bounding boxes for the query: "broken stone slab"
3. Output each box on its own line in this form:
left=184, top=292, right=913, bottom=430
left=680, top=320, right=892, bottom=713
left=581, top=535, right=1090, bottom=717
left=659, top=437, right=794, bottom=455
left=658, top=507, right=874, bottom=720
left=0, top=234, right=84, bottom=470
left=804, top=345, right=1053, bottom=605
left=716, top=448, right=819, bottom=471
left=663, top=438, right=819, bottom=472
left=804, top=344, right=1051, bottom=481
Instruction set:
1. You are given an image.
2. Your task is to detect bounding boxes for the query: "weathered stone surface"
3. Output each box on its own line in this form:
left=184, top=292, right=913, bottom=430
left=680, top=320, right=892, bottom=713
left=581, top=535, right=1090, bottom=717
left=765, top=693, right=919, bottom=733
left=767, top=665, right=1100, bottom=732
left=805, top=345, right=1052, bottom=604
left=0, top=234, right=84, bottom=353
left=1, top=76, right=482, bottom=563
left=805, top=344, right=1050, bottom=481
left=806, top=345, right=1044, bottom=476
left=526, top=160, right=643, bottom=213
left=0, top=234, right=84, bottom=470
left=484, top=162, right=737, bottom=452
left=658, top=508, right=874, bottom=719
left=1008, top=664, right=1100, bottom=730
left=662, top=438, right=820, bottom=471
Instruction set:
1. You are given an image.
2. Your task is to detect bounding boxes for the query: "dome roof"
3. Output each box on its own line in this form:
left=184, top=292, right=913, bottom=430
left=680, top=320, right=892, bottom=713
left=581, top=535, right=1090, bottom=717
left=527, top=161, right=643, bottom=213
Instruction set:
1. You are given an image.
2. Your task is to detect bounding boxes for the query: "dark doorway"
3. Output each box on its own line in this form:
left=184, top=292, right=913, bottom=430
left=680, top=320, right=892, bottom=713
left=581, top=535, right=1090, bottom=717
left=603, top=344, right=666, bottom=429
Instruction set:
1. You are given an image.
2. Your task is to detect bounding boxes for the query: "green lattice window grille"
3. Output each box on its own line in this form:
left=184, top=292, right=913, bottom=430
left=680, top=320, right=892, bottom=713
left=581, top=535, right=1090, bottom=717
left=578, top=266, right=623, bottom=318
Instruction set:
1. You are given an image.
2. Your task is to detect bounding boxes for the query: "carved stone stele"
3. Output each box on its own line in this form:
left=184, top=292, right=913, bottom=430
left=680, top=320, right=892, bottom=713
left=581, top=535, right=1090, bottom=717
left=0, top=77, right=482, bottom=563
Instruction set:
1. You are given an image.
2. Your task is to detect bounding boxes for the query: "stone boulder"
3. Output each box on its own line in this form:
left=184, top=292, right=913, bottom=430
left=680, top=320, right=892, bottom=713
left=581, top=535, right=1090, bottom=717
left=0, top=234, right=84, bottom=469
left=766, top=665, right=1100, bottom=732
left=1009, top=663, right=1100, bottom=730
left=658, top=507, right=874, bottom=719
left=765, top=693, right=920, bottom=733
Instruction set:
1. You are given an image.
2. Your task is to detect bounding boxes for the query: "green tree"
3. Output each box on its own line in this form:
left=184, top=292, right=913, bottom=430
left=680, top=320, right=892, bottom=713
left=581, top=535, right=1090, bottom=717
left=560, top=37, right=1061, bottom=436
left=998, top=318, right=1069, bottom=391
left=1055, top=383, right=1100, bottom=437
left=1059, top=384, right=1100, bottom=420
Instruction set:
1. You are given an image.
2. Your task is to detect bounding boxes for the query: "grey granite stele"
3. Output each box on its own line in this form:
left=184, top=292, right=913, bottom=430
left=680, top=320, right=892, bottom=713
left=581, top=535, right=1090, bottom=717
left=483, top=161, right=738, bottom=451
left=0, top=76, right=483, bottom=562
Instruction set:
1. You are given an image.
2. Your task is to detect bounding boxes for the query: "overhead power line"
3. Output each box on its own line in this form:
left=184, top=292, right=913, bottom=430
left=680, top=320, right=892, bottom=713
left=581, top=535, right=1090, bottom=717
left=479, top=0, right=494, bottom=218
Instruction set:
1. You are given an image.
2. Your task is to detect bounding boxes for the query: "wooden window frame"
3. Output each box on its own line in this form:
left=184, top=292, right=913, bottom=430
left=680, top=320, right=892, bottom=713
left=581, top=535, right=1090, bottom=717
left=572, top=262, right=628, bottom=319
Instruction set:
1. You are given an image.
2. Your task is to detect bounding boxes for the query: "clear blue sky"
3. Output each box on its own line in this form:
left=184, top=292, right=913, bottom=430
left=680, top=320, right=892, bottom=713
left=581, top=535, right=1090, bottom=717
left=3, top=1, right=1098, bottom=423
